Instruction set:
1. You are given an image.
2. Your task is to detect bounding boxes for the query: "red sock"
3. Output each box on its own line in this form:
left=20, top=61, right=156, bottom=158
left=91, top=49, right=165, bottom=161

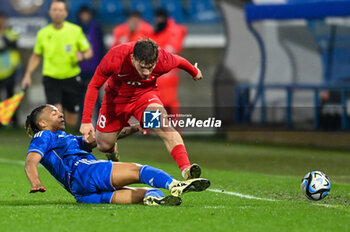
left=170, top=144, right=191, bottom=171
left=106, top=145, right=115, bottom=153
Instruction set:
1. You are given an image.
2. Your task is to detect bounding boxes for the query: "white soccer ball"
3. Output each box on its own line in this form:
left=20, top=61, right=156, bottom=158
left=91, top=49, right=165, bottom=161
left=301, top=171, right=331, bottom=201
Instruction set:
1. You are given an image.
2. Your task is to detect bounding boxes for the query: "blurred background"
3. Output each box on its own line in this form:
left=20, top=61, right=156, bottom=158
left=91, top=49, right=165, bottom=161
left=0, top=0, right=225, bottom=131
left=3, top=0, right=350, bottom=147
left=2, top=2, right=350, bottom=228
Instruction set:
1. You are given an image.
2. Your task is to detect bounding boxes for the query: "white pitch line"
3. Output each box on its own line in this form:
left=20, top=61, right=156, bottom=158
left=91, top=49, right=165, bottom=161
left=204, top=206, right=226, bottom=209
left=0, top=158, right=25, bottom=166
left=208, top=189, right=346, bottom=209
left=208, top=189, right=277, bottom=202
left=311, top=203, right=342, bottom=209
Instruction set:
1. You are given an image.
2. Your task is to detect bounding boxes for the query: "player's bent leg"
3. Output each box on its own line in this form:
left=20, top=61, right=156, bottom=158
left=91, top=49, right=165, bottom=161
left=111, top=162, right=142, bottom=188
left=75, top=187, right=181, bottom=205
left=139, top=165, right=175, bottom=189
left=70, top=160, right=176, bottom=205
left=110, top=187, right=181, bottom=206
left=96, top=130, right=119, bottom=152
left=111, top=162, right=176, bottom=190
left=146, top=103, right=201, bottom=179
left=146, top=103, right=184, bottom=151
left=110, top=187, right=147, bottom=204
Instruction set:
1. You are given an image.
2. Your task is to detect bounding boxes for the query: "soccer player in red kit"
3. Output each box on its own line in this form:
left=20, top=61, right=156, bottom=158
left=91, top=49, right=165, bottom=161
left=80, top=39, right=203, bottom=180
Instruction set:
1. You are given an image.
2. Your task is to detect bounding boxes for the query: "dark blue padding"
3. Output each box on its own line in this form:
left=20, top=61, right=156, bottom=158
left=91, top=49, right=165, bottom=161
left=99, top=0, right=125, bottom=24
left=67, top=0, right=93, bottom=23
left=159, top=0, right=186, bottom=23
left=129, top=0, right=154, bottom=23
left=188, top=0, right=221, bottom=23
left=245, top=1, right=350, bottom=22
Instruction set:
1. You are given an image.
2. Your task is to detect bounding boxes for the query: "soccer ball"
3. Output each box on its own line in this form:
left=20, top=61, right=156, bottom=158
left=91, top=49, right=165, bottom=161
left=301, top=171, right=331, bottom=201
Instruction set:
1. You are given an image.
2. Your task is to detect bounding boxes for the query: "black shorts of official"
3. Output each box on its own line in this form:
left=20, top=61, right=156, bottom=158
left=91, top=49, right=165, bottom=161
left=43, top=75, right=83, bottom=113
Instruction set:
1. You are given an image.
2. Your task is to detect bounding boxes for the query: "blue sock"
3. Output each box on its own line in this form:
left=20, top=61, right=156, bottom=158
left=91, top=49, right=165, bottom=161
left=144, top=189, right=165, bottom=198
left=139, top=165, right=174, bottom=189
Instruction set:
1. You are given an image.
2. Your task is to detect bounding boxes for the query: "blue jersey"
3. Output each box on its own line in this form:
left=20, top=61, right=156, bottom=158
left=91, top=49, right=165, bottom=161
left=27, top=130, right=97, bottom=194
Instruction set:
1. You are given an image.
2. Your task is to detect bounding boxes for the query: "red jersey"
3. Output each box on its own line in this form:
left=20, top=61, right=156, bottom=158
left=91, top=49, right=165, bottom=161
left=111, top=21, right=153, bottom=47
left=151, top=18, right=187, bottom=54
left=82, top=42, right=198, bottom=123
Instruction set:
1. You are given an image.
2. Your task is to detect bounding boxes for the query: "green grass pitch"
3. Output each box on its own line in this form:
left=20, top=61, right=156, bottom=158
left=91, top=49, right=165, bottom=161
left=0, top=128, right=350, bottom=231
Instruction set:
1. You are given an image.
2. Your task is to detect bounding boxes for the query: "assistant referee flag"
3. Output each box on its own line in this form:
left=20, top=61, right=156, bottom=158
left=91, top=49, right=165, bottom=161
left=0, top=91, right=24, bottom=126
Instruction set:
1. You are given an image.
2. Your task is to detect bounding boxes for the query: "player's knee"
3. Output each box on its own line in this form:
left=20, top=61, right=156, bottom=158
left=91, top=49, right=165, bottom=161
left=146, top=103, right=168, bottom=116
left=126, top=162, right=142, bottom=171
left=146, top=103, right=163, bottom=110
left=132, top=163, right=142, bottom=177
left=96, top=141, right=114, bottom=153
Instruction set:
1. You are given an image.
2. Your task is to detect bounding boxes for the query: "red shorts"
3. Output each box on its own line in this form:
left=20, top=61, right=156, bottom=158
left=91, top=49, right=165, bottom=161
left=96, top=91, right=163, bottom=132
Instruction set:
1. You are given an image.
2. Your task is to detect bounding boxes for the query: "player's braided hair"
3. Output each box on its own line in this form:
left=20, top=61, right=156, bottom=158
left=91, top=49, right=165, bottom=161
left=133, top=39, right=159, bottom=65
left=25, top=104, right=49, bottom=137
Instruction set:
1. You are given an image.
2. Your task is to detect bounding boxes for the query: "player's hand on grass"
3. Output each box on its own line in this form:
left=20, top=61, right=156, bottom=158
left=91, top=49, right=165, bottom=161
left=193, top=63, right=203, bottom=81
left=21, top=73, right=32, bottom=89
left=80, top=123, right=95, bottom=143
left=29, top=185, right=46, bottom=193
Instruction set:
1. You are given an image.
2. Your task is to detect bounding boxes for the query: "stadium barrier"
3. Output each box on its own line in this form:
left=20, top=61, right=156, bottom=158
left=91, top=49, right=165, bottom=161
left=243, top=1, right=350, bottom=128
left=234, top=83, right=350, bottom=130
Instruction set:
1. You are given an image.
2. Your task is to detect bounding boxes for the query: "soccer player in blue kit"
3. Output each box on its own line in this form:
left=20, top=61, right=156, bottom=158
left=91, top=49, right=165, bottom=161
left=24, top=104, right=210, bottom=205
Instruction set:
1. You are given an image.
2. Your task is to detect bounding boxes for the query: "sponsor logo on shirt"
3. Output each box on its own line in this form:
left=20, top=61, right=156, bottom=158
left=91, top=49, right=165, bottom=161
left=127, top=81, right=142, bottom=86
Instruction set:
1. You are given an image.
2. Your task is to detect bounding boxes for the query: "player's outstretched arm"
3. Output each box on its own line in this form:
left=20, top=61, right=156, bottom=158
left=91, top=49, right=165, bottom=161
left=171, top=53, right=203, bottom=81
left=80, top=123, right=96, bottom=143
left=81, top=51, right=117, bottom=129
left=25, top=152, right=46, bottom=193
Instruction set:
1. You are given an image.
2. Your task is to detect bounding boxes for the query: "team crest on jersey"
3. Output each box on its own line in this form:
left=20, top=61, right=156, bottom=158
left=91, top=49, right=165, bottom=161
left=65, top=45, right=72, bottom=53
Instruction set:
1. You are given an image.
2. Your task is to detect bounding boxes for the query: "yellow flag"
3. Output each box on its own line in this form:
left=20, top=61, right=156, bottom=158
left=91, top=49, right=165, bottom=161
left=0, top=91, right=24, bottom=126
